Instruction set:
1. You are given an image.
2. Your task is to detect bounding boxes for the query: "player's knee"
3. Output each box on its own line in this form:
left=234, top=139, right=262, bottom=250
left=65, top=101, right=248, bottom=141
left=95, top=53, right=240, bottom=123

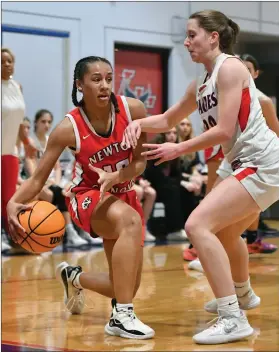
left=120, top=209, right=142, bottom=237
left=184, top=216, right=202, bottom=242
left=125, top=211, right=142, bottom=230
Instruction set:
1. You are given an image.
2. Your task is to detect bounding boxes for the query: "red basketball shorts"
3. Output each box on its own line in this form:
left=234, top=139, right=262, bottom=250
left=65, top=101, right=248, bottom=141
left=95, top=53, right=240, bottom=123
left=66, top=189, right=145, bottom=246
left=1, top=155, right=19, bottom=228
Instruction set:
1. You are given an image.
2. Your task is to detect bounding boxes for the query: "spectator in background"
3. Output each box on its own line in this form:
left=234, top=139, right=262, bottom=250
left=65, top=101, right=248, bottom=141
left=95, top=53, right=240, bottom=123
left=1, top=48, right=36, bottom=253
left=16, top=117, right=34, bottom=187
left=133, top=177, right=157, bottom=242
left=178, top=118, right=205, bottom=218
left=144, top=127, right=188, bottom=241
left=26, top=109, right=88, bottom=248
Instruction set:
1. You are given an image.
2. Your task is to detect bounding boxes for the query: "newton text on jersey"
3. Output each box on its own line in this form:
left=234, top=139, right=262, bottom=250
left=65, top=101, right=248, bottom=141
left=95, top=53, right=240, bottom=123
left=88, top=142, right=129, bottom=164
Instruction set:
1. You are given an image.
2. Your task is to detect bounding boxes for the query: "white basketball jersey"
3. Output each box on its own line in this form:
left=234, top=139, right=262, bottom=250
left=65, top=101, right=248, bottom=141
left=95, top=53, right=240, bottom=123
left=256, top=88, right=266, bottom=100
left=33, top=134, right=55, bottom=181
left=196, top=53, right=279, bottom=169
left=2, top=78, right=25, bottom=156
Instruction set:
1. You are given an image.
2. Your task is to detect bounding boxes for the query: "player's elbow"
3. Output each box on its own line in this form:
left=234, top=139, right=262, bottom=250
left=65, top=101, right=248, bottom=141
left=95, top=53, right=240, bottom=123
left=221, top=131, right=233, bottom=142
left=218, top=126, right=234, bottom=142
left=137, top=158, right=147, bottom=175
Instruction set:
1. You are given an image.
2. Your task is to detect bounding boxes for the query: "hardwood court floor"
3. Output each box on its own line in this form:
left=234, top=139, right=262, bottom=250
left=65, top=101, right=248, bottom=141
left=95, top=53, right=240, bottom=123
left=2, top=233, right=279, bottom=351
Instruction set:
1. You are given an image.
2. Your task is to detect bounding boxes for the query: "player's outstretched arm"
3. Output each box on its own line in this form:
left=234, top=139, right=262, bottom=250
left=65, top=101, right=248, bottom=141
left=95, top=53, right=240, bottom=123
left=176, top=59, right=245, bottom=153
left=7, top=118, right=75, bottom=242
left=122, top=80, right=197, bottom=148
left=141, top=59, right=246, bottom=165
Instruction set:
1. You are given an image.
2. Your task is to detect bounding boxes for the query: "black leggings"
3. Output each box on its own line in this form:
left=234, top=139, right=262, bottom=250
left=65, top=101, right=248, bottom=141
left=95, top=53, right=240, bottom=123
left=49, top=185, right=68, bottom=212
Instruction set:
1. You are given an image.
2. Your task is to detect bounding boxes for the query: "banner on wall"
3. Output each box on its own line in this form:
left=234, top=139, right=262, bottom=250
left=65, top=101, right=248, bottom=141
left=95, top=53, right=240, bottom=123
left=114, top=49, right=163, bottom=116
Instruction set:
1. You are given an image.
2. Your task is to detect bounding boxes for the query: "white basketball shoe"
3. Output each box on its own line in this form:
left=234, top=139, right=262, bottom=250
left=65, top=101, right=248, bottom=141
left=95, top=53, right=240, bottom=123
left=193, top=311, right=254, bottom=344
left=56, top=261, right=85, bottom=314
left=105, top=298, right=155, bottom=340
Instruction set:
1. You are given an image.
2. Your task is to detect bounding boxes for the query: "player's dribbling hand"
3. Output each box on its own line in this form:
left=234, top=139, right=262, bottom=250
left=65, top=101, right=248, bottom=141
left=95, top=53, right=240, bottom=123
left=88, top=165, right=120, bottom=202
left=141, top=142, right=180, bottom=166
left=121, top=120, right=142, bottom=149
left=6, top=201, right=33, bottom=244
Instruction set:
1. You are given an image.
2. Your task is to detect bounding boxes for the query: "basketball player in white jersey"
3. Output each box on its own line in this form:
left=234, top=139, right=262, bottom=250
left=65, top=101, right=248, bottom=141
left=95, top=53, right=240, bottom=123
left=1, top=48, right=36, bottom=249
left=215, top=54, right=279, bottom=250
left=122, top=10, right=279, bottom=344
left=185, top=53, right=279, bottom=267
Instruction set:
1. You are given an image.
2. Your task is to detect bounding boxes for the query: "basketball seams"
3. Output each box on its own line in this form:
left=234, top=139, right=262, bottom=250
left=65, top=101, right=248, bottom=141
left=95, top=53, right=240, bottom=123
left=17, top=201, right=65, bottom=253
left=26, top=228, right=65, bottom=250
left=22, top=236, right=35, bottom=252
left=17, top=200, right=40, bottom=247
left=32, top=225, right=65, bottom=236
left=16, top=200, right=40, bottom=233
left=16, top=231, right=35, bottom=252
left=19, top=208, right=59, bottom=246
left=28, top=200, right=56, bottom=234
left=28, top=200, right=40, bottom=231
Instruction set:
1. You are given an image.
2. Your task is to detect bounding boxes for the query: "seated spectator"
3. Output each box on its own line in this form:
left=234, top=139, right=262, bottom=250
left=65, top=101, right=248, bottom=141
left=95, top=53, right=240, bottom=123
left=133, top=177, right=157, bottom=242
left=145, top=127, right=188, bottom=241
left=178, top=119, right=204, bottom=191
left=16, top=117, right=34, bottom=188
left=178, top=118, right=206, bottom=222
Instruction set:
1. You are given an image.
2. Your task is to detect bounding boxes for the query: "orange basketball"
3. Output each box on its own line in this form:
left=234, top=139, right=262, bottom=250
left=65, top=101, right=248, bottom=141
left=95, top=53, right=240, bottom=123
left=17, top=200, right=65, bottom=253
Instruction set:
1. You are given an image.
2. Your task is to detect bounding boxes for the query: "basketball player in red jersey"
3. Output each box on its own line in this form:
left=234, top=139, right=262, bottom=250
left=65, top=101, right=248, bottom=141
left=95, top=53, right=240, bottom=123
left=6, top=56, right=154, bottom=340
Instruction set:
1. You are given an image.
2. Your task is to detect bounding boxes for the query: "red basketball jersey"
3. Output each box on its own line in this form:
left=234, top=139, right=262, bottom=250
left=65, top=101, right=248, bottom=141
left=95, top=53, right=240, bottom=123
left=66, top=95, right=135, bottom=194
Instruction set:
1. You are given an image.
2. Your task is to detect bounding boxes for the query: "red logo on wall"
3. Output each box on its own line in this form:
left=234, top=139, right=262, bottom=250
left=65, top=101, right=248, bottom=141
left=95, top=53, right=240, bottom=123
left=115, top=50, right=163, bottom=115
left=117, top=69, right=157, bottom=110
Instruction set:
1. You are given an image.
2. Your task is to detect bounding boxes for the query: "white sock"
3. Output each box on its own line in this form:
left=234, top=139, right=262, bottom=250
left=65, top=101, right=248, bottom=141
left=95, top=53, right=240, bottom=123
left=234, top=278, right=251, bottom=298
left=116, top=303, right=134, bottom=310
left=72, top=272, right=83, bottom=289
left=216, top=294, right=240, bottom=317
